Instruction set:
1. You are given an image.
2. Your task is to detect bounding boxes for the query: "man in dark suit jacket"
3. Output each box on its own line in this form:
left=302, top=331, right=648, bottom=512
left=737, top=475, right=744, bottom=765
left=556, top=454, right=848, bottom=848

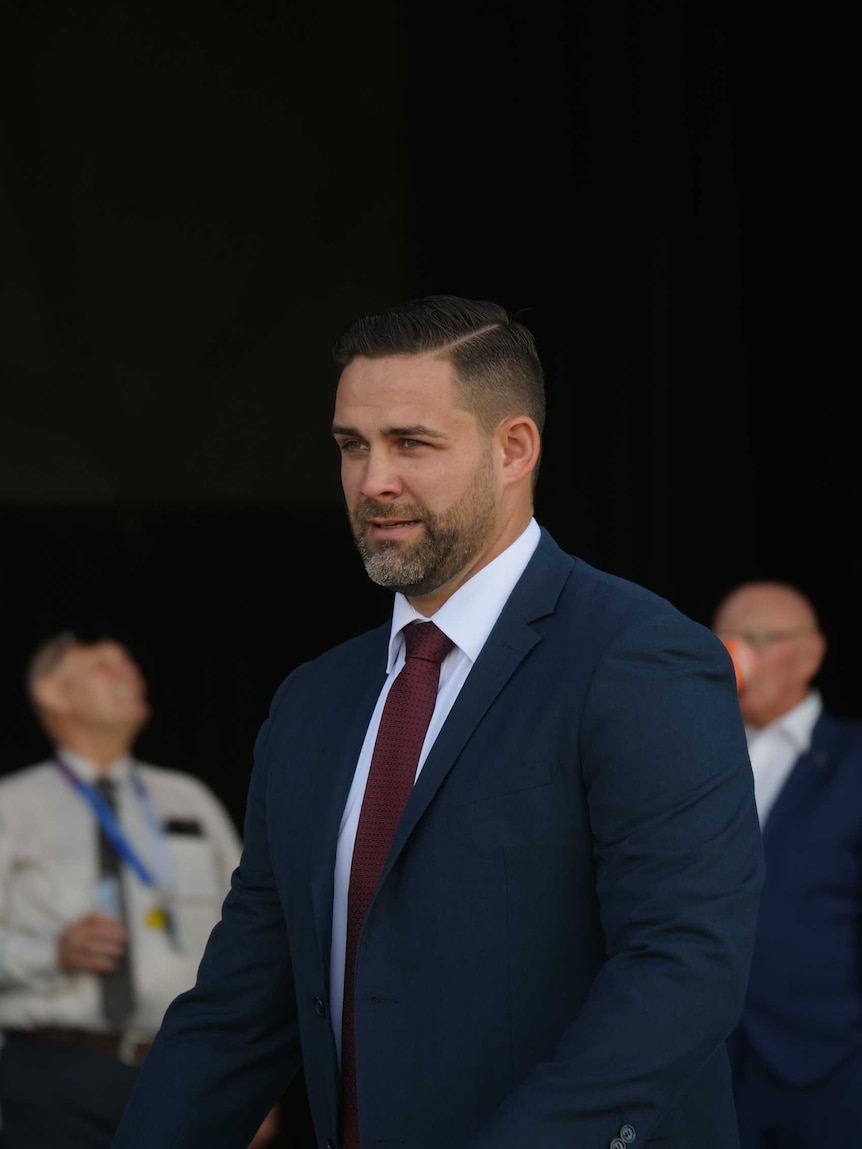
left=713, top=581, right=862, bottom=1149
left=112, top=294, right=763, bottom=1149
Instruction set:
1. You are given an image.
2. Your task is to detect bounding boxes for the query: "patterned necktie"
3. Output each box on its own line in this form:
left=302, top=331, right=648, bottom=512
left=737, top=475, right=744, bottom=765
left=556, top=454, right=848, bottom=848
left=95, top=777, right=136, bottom=1028
left=339, top=620, right=454, bottom=1149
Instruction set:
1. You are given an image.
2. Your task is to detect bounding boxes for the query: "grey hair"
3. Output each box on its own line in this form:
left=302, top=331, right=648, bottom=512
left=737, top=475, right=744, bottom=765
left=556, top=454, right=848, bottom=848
left=25, top=631, right=79, bottom=700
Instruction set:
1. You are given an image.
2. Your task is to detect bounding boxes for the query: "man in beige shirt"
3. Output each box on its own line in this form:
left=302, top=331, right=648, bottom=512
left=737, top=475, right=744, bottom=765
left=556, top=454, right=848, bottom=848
left=0, top=632, right=281, bottom=1149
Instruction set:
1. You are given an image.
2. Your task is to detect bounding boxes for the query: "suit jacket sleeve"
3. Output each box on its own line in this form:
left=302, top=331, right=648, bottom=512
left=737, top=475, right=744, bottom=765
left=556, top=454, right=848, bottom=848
left=468, top=612, right=764, bottom=1147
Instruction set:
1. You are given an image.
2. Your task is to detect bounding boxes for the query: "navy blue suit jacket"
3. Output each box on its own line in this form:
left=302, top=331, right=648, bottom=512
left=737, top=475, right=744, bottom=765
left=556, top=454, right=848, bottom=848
left=731, top=709, right=862, bottom=1086
left=113, top=529, right=763, bottom=1149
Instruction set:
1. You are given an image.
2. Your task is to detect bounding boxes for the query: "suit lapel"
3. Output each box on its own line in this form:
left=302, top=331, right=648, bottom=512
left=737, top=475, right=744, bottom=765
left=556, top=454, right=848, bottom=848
left=379, top=529, right=574, bottom=889
left=761, top=714, right=836, bottom=845
left=308, top=530, right=574, bottom=960
left=309, top=630, right=390, bottom=966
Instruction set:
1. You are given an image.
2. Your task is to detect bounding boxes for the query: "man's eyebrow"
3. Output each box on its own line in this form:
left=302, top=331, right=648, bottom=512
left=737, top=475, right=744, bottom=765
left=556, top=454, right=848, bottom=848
left=331, top=423, right=450, bottom=440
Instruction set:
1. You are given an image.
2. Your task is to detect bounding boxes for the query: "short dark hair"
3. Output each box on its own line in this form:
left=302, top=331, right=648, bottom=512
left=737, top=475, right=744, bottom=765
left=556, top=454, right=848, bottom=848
left=332, top=294, right=546, bottom=440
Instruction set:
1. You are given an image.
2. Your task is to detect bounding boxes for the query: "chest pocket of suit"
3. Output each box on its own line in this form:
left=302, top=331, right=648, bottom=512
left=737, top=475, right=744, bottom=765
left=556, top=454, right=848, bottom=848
left=444, top=760, right=559, bottom=850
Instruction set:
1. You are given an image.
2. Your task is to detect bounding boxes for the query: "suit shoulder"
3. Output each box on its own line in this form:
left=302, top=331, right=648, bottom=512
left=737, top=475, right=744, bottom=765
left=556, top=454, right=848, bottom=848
left=532, top=528, right=697, bottom=629
left=563, top=554, right=709, bottom=636
left=814, top=710, right=862, bottom=754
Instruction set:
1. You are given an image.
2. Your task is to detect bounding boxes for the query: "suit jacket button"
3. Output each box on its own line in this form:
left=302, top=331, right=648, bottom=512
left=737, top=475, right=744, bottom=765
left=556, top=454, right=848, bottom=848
left=325, top=1141, right=336, bottom=1148
left=312, top=995, right=327, bottom=1018
left=620, top=1125, right=636, bottom=1143
left=610, top=1140, right=626, bottom=1149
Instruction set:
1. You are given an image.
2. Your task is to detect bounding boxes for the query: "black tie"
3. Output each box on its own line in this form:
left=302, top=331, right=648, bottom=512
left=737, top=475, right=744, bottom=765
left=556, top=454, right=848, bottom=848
left=94, top=777, right=135, bottom=1027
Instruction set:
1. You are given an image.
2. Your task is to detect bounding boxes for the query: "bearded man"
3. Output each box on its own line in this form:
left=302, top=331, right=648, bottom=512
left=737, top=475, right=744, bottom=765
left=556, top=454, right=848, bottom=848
left=113, top=293, right=763, bottom=1149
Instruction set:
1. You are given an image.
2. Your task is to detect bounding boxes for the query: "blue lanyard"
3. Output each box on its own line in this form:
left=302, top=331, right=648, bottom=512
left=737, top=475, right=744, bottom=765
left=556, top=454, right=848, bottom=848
left=53, top=757, right=156, bottom=887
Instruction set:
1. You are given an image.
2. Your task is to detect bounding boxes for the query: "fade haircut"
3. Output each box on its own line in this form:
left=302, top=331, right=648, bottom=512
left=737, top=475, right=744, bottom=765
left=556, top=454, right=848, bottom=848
left=332, top=294, right=546, bottom=443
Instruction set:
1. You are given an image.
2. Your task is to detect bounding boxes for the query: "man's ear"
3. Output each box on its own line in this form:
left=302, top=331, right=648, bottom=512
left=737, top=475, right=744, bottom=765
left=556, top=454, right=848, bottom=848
left=497, top=415, right=541, bottom=485
left=801, top=631, right=827, bottom=681
left=30, top=675, right=70, bottom=718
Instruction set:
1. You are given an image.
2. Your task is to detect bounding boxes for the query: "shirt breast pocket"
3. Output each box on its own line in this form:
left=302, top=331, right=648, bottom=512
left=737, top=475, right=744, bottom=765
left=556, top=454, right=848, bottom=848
left=166, top=835, right=221, bottom=902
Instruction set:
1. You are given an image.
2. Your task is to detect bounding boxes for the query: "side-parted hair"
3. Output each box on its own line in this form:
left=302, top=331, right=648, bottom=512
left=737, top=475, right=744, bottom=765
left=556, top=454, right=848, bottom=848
left=332, top=294, right=546, bottom=444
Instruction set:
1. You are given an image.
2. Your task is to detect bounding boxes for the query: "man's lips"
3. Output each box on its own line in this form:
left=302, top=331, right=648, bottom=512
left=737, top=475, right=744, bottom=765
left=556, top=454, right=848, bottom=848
left=365, top=518, right=424, bottom=537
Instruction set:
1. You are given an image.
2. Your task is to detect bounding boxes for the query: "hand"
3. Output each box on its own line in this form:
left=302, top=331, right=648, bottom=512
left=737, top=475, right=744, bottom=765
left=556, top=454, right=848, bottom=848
left=246, top=1102, right=281, bottom=1149
left=57, top=911, right=128, bottom=973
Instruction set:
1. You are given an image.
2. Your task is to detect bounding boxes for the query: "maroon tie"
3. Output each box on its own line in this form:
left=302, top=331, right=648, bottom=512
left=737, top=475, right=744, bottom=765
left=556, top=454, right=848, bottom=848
left=339, top=620, right=454, bottom=1149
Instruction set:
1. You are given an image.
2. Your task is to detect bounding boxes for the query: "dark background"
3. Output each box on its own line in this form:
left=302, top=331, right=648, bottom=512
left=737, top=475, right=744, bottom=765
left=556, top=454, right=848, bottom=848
left=1, top=0, right=855, bottom=821
left=0, top=4, right=854, bottom=1143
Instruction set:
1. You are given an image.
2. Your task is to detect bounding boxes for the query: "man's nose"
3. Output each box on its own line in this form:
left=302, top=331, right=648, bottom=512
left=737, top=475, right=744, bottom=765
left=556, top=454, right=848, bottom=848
left=358, top=449, right=403, bottom=500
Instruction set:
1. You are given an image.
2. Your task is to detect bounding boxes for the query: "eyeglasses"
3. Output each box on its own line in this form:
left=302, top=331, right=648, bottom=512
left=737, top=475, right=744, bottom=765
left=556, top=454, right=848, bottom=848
left=717, top=627, right=816, bottom=652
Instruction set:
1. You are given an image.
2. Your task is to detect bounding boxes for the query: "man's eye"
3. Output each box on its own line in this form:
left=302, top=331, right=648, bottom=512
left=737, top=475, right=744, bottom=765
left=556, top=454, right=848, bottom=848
left=339, top=439, right=366, bottom=453
left=401, top=438, right=425, bottom=449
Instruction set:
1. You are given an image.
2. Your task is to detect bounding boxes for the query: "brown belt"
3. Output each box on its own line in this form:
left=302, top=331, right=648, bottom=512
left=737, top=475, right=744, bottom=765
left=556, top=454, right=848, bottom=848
left=6, top=1026, right=152, bottom=1067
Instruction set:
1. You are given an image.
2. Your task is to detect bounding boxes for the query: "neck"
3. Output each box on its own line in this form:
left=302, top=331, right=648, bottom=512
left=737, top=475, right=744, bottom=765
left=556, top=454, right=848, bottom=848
left=56, top=731, right=134, bottom=772
left=408, top=508, right=534, bottom=616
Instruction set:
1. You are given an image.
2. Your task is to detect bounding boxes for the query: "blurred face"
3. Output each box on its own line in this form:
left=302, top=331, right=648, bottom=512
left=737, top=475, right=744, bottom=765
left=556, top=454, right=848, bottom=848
left=712, top=584, right=826, bottom=729
left=49, top=640, right=151, bottom=737
left=332, top=353, right=511, bottom=613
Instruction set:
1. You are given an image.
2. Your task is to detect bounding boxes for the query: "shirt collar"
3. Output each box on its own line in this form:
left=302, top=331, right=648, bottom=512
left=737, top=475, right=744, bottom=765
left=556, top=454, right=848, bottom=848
left=746, top=690, right=823, bottom=756
left=386, top=517, right=542, bottom=672
left=56, top=747, right=135, bottom=785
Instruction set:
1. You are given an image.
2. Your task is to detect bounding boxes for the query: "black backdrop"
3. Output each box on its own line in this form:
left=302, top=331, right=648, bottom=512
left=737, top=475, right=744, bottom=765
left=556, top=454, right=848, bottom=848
left=1, top=0, right=856, bottom=831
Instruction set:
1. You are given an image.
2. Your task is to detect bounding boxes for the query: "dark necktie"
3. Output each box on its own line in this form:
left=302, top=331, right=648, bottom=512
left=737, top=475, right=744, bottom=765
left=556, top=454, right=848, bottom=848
left=339, top=620, right=454, bottom=1149
left=94, top=777, right=136, bottom=1028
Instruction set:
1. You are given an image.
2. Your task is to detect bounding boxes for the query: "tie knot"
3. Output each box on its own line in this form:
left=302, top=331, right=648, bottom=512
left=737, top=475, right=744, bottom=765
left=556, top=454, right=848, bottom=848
left=402, top=621, right=454, bottom=665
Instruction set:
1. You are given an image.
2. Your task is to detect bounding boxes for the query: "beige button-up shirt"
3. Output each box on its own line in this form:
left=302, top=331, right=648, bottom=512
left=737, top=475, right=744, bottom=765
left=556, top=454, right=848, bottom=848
left=0, top=751, right=241, bottom=1039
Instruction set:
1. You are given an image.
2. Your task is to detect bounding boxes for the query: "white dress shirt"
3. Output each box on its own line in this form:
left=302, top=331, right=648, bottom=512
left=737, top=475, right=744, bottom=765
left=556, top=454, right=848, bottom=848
left=0, top=749, right=241, bottom=1039
left=745, top=691, right=822, bottom=827
left=329, top=517, right=542, bottom=1063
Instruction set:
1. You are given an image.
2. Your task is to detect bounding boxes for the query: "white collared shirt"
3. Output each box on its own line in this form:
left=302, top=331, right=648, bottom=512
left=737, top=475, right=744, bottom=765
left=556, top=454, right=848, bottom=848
left=329, top=517, right=542, bottom=1063
left=745, top=691, right=822, bottom=827
left=0, top=750, right=241, bottom=1037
